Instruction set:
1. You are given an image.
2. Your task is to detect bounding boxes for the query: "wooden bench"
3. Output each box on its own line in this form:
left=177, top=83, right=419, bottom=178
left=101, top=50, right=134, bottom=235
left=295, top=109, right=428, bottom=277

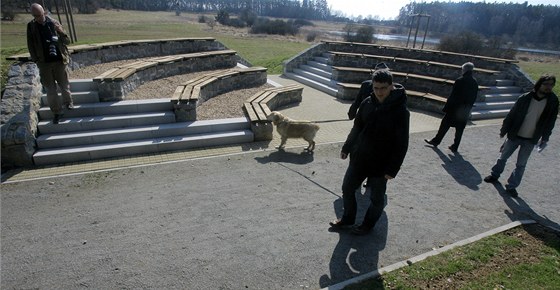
left=329, top=51, right=501, bottom=75
left=337, top=82, right=447, bottom=114
left=93, top=50, right=237, bottom=83
left=5, top=37, right=217, bottom=61
left=323, top=40, right=519, bottom=65
left=242, top=85, right=304, bottom=141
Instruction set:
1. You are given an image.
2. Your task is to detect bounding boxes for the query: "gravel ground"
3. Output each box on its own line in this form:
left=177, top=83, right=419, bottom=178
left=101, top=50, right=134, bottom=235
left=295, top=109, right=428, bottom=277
left=69, top=60, right=273, bottom=120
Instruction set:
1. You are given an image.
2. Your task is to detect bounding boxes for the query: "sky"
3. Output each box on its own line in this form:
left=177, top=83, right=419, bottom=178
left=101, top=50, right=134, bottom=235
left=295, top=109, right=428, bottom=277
left=326, top=0, right=560, bottom=20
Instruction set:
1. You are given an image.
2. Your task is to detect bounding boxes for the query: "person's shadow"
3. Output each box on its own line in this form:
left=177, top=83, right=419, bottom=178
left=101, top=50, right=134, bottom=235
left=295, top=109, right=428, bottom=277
left=430, top=146, right=482, bottom=190
left=254, top=148, right=314, bottom=164
left=491, top=182, right=560, bottom=231
left=319, top=188, right=388, bottom=288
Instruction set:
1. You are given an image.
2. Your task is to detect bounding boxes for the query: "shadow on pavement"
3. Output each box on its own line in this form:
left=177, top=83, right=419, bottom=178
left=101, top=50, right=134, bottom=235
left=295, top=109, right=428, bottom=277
left=492, top=182, right=560, bottom=231
left=254, top=148, right=314, bottom=164
left=431, top=146, right=482, bottom=190
left=320, top=189, right=388, bottom=288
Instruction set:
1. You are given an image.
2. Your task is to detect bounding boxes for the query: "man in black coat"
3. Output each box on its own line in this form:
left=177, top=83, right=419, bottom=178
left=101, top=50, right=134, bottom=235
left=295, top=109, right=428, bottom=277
left=330, top=69, right=410, bottom=235
left=424, top=62, right=479, bottom=152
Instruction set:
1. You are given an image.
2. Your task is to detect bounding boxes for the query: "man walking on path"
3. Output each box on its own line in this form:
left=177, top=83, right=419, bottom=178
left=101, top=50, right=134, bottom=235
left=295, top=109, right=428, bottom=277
left=424, top=62, right=479, bottom=152
left=330, top=69, right=410, bottom=235
left=484, top=74, right=558, bottom=197
left=27, top=3, right=73, bottom=124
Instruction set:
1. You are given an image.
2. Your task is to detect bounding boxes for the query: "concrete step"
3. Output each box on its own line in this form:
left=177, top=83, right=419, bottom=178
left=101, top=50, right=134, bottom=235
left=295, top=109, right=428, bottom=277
left=313, top=56, right=329, bottom=64
left=36, top=118, right=250, bottom=149
left=284, top=72, right=338, bottom=97
left=470, top=109, right=510, bottom=120
left=42, top=91, right=100, bottom=105
left=306, top=61, right=332, bottom=73
left=38, top=99, right=173, bottom=120
left=495, top=79, right=515, bottom=86
left=33, top=129, right=254, bottom=166
left=293, top=68, right=334, bottom=86
left=483, top=93, right=520, bottom=102
left=484, top=86, right=523, bottom=94
left=38, top=112, right=176, bottom=134
left=473, top=100, right=516, bottom=111
left=300, top=64, right=332, bottom=79
left=68, top=79, right=97, bottom=91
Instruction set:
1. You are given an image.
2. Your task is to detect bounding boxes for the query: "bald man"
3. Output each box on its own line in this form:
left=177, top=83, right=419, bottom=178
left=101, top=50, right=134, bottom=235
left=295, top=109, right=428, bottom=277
left=27, top=3, right=73, bottom=124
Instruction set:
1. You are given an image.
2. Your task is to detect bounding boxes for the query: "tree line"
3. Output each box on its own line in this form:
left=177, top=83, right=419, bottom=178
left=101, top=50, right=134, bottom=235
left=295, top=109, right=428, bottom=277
left=2, top=0, right=559, bottom=48
left=396, top=1, right=560, bottom=48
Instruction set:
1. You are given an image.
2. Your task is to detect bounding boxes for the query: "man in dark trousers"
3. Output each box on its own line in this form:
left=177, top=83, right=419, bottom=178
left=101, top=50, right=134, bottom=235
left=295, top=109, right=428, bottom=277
left=424, top=62, right=479, bottom=152
left=27, top=3, right=73, bottom=124
left=484, top=74, right=558, bottom=197
left=330, top=69, right=410, bottom=235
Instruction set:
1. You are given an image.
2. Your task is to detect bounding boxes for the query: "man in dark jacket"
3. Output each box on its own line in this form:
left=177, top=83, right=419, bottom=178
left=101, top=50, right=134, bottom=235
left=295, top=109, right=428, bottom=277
left=424, top=62, right=479, bottom=152
left=330, top=69, right=410, bottom=235
left=27, top=3, right=73, bottom=124
left=484, top=74, right=558, bottom=197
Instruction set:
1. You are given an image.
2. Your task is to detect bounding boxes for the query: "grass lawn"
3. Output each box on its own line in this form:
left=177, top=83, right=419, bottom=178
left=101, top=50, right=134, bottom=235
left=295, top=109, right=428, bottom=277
left=1, top=9, right=310, bottom=90
left=346, top=224, right=560, bottom=290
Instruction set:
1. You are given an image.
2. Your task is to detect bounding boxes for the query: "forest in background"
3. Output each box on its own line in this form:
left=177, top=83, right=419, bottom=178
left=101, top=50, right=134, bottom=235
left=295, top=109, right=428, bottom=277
left=2, top=0, right=559, bottom=48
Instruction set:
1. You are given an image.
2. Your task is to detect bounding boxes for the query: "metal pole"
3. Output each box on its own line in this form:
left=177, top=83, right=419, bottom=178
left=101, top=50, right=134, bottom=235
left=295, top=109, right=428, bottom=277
left=406, top=15, right=415, bottom=48
left=412, top=15, right=421, bottom=49
left=62, top=0, right=74, bottom=42
left=66, top=0, right=78, bottom=42
left=53, top=0, right=62, bottom=24
left=421, top=16, right=430, bottom=49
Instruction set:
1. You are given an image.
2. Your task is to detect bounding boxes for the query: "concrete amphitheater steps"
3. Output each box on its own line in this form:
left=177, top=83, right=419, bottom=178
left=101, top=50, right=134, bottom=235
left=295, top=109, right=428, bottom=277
left=284, top=53, right=338, bottom=96
left=41, top=79, right=99, bottom=105
left=33, top=129, right=254, bottom=166
left=34, top=78, right=255, bottom=166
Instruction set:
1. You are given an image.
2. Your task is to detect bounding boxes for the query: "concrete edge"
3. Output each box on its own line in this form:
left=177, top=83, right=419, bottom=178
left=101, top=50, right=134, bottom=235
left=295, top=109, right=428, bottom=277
left=321, top=219, right=537, bottom=290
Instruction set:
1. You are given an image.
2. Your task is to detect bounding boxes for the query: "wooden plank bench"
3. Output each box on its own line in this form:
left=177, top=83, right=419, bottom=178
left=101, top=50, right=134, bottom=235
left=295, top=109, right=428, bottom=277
left=329, top=51, right=501, bottom=75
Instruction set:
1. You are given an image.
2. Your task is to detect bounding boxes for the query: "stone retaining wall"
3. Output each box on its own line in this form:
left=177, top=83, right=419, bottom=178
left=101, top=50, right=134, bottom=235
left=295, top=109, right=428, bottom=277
left=1, top=62, right=42, bottom=168
left=98, top=54, right=238, bottom=101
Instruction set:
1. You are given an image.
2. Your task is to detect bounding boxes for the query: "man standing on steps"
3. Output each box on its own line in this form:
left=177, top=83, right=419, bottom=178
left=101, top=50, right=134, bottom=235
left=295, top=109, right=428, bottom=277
left=27, top=3, right=73, bottom=124
left=424, top=62, right=479, bottom=152
left=483, top=74, right=558, bottom=198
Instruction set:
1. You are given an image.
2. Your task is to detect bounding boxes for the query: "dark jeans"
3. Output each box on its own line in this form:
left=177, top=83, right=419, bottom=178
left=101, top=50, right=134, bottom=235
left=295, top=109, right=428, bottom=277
left=432, top=114, right=465, bottom=149
left=341, top=164, right=387, bottom=228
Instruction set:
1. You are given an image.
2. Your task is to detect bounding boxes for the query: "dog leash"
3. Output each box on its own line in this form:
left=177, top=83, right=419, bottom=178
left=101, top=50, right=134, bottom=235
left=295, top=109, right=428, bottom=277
left=312, top=119, right=351, bottom=123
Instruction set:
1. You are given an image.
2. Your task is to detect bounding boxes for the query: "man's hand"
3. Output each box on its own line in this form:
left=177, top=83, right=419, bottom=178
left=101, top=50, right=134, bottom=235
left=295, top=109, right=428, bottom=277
left=54, top=22, right=64, bottom=33
left=340, top=152, right=348, bottom=160
left=384, top=174, right=394, bottom=180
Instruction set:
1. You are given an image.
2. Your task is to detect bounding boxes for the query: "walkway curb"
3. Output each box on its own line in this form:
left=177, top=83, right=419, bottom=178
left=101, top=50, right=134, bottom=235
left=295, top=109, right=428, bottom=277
left=321, top=219, right=536, bottom=290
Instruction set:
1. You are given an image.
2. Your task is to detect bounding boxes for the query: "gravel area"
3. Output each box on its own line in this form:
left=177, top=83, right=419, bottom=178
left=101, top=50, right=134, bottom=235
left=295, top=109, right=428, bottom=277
left=69, top=60, right=273, bottom=120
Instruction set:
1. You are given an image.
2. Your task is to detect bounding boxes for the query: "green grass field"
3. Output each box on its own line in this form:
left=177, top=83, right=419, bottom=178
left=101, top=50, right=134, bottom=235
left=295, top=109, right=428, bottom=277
left=1, top=9, right=558, bottom=96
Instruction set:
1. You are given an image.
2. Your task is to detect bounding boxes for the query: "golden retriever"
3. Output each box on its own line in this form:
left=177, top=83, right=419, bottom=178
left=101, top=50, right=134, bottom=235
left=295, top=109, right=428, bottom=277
left=267, top=111, right=320, bottom=152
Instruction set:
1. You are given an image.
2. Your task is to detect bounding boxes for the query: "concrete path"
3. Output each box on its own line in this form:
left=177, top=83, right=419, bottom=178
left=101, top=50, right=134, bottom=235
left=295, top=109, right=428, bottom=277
left=1, top=76, right=559, bottom=289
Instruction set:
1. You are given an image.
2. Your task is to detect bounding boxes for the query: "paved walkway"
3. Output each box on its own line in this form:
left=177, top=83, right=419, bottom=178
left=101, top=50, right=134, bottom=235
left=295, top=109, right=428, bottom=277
left=1, top=76, right=559, bottom=289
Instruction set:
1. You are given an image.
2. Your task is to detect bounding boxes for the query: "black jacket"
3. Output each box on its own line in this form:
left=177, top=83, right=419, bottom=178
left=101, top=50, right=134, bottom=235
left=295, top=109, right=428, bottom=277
left=442, top=71, right=479, bottom=126
left=342, top=84, right=410, bottom=178
left=348, top=80, right=372, bottom=120
left=501, top=91, right=559, bottom=144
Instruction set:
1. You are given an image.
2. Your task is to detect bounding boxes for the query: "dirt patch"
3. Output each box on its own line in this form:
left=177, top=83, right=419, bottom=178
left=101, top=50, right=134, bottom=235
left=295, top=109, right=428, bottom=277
left=69, top=62, right=273, bottom=120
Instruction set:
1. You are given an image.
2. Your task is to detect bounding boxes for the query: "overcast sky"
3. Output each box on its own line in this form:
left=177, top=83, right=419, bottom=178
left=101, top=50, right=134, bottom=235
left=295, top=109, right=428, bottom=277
left=326, top=0, right=560, bottom=20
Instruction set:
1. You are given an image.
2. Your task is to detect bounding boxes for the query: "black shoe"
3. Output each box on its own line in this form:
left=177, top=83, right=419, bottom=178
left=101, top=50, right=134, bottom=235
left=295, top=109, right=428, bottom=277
left=448, top=145, right=458, bottom=153
left=65, top=103, right=74, bottom=110
left=505, top=188, right=518, bottom=198
left=351, top=224, right=373, bottom=235
left=424, top=139, right=438, bottom=147
left=329, top=219, right=353, bottom=229
left=52, top=114, right=62, bottom=124
left=484, top=175, right=498, bottom=183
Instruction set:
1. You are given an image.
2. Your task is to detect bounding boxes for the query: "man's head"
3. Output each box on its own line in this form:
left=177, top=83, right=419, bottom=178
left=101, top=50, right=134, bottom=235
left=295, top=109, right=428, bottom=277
left=372, top=69, right=394, bottom=102
left=461, top=62, right=474, bottom=74
left=534, top=74, right=556, bottom=95
left=30, top=3, right=46, bottom=24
